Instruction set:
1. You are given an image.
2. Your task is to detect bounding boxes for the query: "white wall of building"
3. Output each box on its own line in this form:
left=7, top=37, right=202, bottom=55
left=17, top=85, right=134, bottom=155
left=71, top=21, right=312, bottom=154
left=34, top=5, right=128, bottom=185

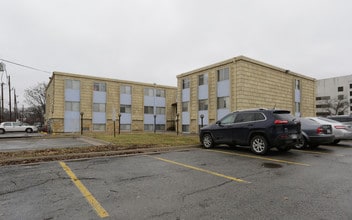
left=316, top=75, right=352, bottom=115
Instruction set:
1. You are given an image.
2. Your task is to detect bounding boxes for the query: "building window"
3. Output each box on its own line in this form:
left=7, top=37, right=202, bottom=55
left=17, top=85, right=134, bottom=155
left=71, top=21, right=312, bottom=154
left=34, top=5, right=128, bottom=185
left=65, top=80, right=80, bottom=90
left=182, top=125, right=190, bottom=132
left=338, top=95, right=344, bottom=100
left=316, top=96, right=330, bottom=101
left=316, top=104, right=329, bottom=108
left=144, top=88, right=154, bottom=96
left=350, top=84, right=352, bottom=89
left=217, top=67, right=229, bottom=81
left=155, top=124, right=165, bottom=130
left=338, top=86, right=344, bottom=92
left=182, top=102, right=189, bottom=112
left=182, top=78, right=190, bottom=89
left=199, top=74, right=208, bottom=86
left=65, top=101, right=80, bottom=111
left=120, top=124, right=131, bottom=131
left=120, top=104, right=131, bottom=113
left=93, top=103, right=106, bottom=112
left=144, top=106, right=154, bottom=114
left=93, top=124, right=105, bottom=131
left=217, top=97, right=229, bottom=109
left=295, top=79, right=300, bottom=90
left=94, top=82, right=106, bottom=92
left=156, top=89, right=165, bottom=97
left=144, top=124, right=154, bottom=131
left=120, top=85, right=131, bottom=94
left=156, top=107, right=165, bottom=115
left=350, top=91, right=352, bottom=96
left=295, top=102, right=301, bottom=114
left=199, top=99, right=208, bottom=111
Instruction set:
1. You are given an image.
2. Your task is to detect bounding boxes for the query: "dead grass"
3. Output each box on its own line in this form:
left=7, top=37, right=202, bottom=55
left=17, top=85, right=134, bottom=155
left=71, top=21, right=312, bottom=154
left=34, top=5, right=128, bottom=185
left=0, top=133, right=200, bottom=166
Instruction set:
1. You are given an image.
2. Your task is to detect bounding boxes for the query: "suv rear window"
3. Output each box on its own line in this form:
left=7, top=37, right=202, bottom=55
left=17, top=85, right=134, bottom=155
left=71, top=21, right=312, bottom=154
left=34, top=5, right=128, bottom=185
left=272, top=110, right=295, bottom=121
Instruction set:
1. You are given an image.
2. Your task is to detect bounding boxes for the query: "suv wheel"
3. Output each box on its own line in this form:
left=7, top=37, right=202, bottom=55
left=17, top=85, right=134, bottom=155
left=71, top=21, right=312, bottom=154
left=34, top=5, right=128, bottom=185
left=202, top=133, right=214, bottom=149
left=295, top=137, right=307, bottom=149
left=0, top=129, right=4, bottom=134
left=25, top=128, right=33, bottom=133
left=250, top=135, right=268, bottom=155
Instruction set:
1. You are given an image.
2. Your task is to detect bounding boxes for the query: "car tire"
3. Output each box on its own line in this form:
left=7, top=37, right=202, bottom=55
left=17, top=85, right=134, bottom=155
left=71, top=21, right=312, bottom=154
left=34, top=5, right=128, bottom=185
left=295, top=137, right=307, bottom=149
left=25, top=128, right=33, bottom=133
left=0, top=129, right=5, bottom=134
left=202, top=133, right=214, bottom=149
left=250, top=135, right=268, bottom=155
left=333, top=140, right=340, bottom=145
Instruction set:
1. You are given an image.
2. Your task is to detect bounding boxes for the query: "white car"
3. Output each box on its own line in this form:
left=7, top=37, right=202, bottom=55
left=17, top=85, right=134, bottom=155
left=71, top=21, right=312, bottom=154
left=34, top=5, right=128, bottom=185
left=0, top=122, right=38, bottom=134
left=306, top=117, right=352, bottom=144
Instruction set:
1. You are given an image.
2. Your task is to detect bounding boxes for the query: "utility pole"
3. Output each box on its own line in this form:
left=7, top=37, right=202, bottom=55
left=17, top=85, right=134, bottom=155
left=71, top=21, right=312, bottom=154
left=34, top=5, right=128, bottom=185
left=8, top=76, right=12, bottom=121
left=13, top=88, right=17, bottom=120
left=0, top=62, right=4, bottom=122
left=1, top=83, right=3, bottom=122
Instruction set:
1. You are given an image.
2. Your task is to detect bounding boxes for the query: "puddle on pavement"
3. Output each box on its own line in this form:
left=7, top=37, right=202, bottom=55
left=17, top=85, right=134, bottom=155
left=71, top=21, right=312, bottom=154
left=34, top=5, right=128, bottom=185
left=262, top=162, right=282, bottom=168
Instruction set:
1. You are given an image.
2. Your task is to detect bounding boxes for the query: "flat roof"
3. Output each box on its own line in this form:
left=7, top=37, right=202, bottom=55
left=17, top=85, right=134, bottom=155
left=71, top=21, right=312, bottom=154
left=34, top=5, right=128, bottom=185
left=48, top=71, right=177, bottom=90
left=176, top=55, right=316, bottom=81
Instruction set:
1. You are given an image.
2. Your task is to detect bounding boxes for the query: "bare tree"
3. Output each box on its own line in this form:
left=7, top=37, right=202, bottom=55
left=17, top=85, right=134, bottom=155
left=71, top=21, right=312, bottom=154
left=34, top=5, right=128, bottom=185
left=24, top=82, right=47, bottom=123
left=326, top=95, right=349, bottom=115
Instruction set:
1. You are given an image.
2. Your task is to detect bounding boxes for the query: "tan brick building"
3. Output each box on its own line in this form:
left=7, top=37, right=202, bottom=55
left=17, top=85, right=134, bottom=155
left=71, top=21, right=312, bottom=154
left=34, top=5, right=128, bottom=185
left=45, top=72, right=177, bottom=133
left=176, top=56, right=316, bottom=133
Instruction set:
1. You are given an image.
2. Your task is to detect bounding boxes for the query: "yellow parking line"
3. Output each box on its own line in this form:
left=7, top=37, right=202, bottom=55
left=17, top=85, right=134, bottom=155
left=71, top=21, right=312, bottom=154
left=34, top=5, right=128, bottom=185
left=59, top=161, right=109, bottom=218
left=147, top=155, right=250, bottom=183
left=291, top=149, right=344, bottom=157
left=207, top=149, right=311, bottom=167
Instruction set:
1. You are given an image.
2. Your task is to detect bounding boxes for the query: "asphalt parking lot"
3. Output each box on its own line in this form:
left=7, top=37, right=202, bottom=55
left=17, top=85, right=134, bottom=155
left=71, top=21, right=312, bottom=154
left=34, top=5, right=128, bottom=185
left=1, top=141, right=352, bottom=219
left=0, top=133, right=106, bottom=151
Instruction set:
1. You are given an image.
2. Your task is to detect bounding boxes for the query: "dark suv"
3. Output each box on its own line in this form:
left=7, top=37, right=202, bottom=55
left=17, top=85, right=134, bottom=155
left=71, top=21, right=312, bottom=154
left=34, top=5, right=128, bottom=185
left=199, top=109, right=301, bottom=155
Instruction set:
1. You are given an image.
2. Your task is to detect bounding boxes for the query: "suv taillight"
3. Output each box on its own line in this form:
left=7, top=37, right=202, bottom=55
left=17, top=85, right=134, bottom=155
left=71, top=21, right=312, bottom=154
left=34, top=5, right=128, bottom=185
left=334, top=125, right=346, bottom=129
left=274, top=120, right=288, bottom=124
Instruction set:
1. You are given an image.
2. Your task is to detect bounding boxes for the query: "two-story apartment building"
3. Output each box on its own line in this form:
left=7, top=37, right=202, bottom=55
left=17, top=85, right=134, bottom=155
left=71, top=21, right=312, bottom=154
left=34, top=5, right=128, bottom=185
left=176, top=56, right=316, bottom=133
left=45, top=72, right=177, bottom=133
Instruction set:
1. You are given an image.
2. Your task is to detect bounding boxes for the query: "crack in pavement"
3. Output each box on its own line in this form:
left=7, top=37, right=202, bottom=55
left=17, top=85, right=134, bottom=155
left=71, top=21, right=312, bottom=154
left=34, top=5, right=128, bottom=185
left=182, top=180, right=232, bottom=201
left=0, top=179, right=54, bottom=196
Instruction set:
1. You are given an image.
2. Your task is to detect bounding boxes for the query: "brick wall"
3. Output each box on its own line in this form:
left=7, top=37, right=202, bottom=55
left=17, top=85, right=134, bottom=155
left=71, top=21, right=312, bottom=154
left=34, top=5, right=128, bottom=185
left=46, top=72, right=177, bottom=133
left=176, top=56, right=316, bottom=133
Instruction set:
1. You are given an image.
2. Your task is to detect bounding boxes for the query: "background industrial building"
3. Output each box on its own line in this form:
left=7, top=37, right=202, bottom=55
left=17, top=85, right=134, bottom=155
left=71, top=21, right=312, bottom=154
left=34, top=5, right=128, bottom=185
left=316, top=75, right=352, bottom=116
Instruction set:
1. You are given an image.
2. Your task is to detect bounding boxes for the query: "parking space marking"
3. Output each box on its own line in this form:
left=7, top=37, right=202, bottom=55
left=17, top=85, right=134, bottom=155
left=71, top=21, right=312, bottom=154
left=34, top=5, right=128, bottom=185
left=207, top=149, right=311, bottom=166
left=147, top=155, right=250, bottom=183
left=291, top=149, right=344, bottom=157
left=59, top=161, right=109, bottom=218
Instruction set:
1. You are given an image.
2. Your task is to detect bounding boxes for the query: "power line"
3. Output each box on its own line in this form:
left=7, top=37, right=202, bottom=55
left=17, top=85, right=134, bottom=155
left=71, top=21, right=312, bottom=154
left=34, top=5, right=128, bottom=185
left=0, top=58, right=51, bottom=74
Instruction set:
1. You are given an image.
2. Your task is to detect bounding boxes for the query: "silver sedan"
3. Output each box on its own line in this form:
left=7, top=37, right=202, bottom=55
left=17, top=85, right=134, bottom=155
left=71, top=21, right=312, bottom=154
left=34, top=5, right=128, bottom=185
left=306, top=117, right=352, bottom=144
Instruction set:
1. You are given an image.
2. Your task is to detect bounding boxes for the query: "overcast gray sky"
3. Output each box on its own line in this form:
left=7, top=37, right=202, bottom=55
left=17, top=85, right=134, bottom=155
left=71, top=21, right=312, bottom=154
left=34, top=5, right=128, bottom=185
left=1, top=0, right=352, bottom=107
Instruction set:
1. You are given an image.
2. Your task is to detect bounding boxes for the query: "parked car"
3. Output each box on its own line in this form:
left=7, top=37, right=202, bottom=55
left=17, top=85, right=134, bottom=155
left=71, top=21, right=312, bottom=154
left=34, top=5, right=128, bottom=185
left=327, top=115, right=352, bottom=126
left=0, top=121, right=38, bottom=134
left=295, top=118, right=334, bottom=149
left=305, top=117, right=352, bottom=144
left=199, top=109, right=301, bottom=155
